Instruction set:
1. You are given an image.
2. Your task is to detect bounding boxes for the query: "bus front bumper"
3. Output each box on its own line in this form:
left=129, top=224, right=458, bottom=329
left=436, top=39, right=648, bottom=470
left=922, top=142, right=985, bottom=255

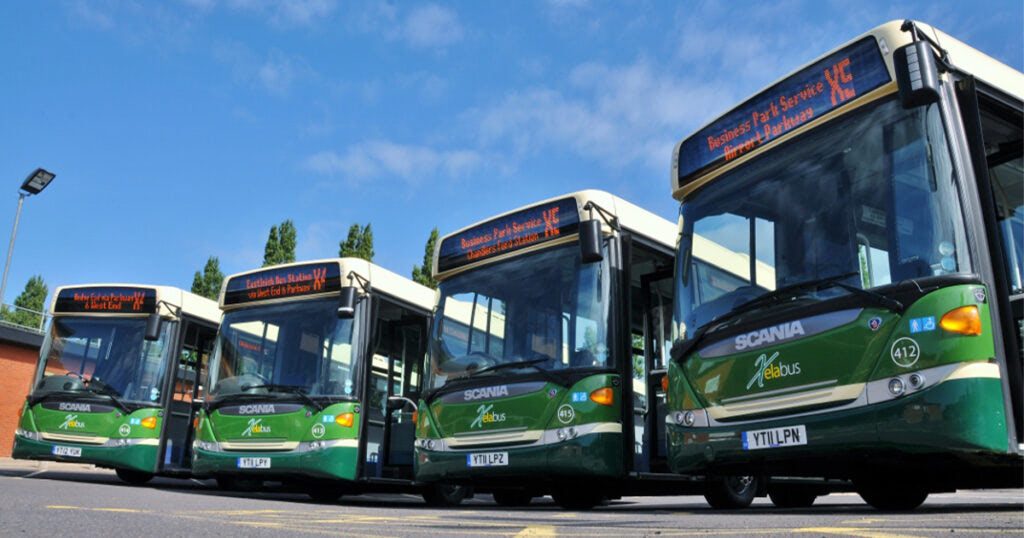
left=191, top=439, right=358, bottom=481
left=667, top=375, right=1016, bottom=481
left=12, top=432, right=158, bottom=473
left=415, top=429, right=622, bottom=485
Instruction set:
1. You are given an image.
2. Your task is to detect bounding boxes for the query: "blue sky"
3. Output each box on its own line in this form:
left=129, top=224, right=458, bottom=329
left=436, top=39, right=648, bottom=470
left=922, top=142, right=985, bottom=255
left=1, top=0, right=1021, bottom=306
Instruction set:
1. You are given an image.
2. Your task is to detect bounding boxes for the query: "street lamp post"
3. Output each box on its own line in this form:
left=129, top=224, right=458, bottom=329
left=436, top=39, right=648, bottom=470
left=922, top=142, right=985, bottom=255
left=0, top=168, right=56, bottom=305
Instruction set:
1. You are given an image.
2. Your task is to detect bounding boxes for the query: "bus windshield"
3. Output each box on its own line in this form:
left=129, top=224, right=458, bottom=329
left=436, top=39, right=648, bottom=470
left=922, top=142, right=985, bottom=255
left=35, top=316, right=173, bottom=404
left=676, top=97, right=970, bottom=339
left=425, top=242, right=611, bottom=390
left=208, top=298, right=358, bottom=399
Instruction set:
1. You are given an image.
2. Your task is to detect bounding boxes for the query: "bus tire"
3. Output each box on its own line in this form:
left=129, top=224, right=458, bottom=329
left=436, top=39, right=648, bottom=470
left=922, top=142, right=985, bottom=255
left=422, top=484, right=468, bottom=507
left=767, top=484, right=818, bottom=508
left=216, top=476, right=261, bottom=491
left=855, top=478, right=928, bottom=511
left=115, top=469, right=153, bottom=485
left=704, top=475, right=758, bottom=509
left=492, top=489, right=533, bottom=507
left=552, top=489, right=605, bottom=510
left=306, top=484, right=346, bottom=503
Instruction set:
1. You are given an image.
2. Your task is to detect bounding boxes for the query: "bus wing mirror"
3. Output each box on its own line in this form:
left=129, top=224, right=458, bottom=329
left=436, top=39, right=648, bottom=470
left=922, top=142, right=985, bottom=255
left=894, top=41, right=940, bottom=108
left=337, top=287, right=358, bottom=318
left=144, top=313, right=162, bottom=341
left=579, top=219, right=604, bottom=263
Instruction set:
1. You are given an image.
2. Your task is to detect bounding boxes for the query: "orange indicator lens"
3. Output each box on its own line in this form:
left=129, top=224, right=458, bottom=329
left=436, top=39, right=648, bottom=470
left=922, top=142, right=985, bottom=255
left=589, top=387, right=614, bottom=406
left=335, top=413, right=354, bottom=427
left=939, top=305, right=982, bottom=336
left=141, top=416, right=158, bottom=429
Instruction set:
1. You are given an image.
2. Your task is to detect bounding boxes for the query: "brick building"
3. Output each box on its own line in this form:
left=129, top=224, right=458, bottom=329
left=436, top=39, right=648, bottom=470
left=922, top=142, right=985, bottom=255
left=0, top=325, right=43, bottom=457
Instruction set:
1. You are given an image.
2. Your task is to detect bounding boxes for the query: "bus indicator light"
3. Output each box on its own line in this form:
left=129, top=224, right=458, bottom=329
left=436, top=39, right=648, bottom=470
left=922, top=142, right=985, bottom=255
left=589, top=388, right=614, bottom=406
left=335, top=413, right=354, bottom=428
left=141, top=416, right=158, bottom=429
left=939, top=306, right=982, bottom=336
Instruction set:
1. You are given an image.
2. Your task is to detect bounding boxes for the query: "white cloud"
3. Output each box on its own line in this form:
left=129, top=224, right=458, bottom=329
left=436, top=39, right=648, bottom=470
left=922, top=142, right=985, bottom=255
left=213, top=43, right=312, bottom=96
left=402, top=4, right=463, bottom=49
left=355, top=2, right=464, bottom=51
left=304, top=141, right=483, bottom=184
left=470, top=58, right=727, bottom=171
left=224, top=0, right=337, bottom=26
left=68, top=1, right=116, bottom=29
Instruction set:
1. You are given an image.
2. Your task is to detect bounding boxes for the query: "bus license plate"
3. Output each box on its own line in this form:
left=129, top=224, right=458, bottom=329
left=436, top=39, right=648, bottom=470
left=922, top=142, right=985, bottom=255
left=467, top=452, right=508, bottom=467
left=237, top=457, right=271, bottom=469
left=742, top=425, right=807, bottom=450
left=52, top=445, right=82, bottom=457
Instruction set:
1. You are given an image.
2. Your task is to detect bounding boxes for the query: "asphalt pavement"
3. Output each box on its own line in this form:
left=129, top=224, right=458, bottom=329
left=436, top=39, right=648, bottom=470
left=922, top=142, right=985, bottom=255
left=0, top=459, right=1021, bottom=537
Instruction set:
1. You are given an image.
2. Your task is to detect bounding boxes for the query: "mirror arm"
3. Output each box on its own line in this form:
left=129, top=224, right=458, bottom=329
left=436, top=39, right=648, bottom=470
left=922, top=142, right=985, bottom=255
left=582, top=201, right=620, bottom=232
left=387, top=395, right=418, bottom=410
left=900, top=19, right=962, bottom=76
left=347, top=271, right=372, bottom=294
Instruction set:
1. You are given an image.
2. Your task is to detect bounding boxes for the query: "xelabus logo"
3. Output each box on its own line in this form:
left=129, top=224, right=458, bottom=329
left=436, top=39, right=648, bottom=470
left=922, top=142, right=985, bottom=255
left=469, top=404, right=506, bottom=429
left=746, top=352, right=801, bottom=390
left=242, top=418, right=270, bottom=436
left=59, top=414, right=85, bottom=430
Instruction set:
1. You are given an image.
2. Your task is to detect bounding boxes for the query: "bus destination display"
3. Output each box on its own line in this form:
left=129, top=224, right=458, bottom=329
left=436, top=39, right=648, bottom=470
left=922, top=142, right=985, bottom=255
left=438, top=197, right=580, bottom=273
left=223, top=262, right=341, bottom=306
left=54, top=287, right=157, bottom=314
left=676, top=37, right=891, bottom=187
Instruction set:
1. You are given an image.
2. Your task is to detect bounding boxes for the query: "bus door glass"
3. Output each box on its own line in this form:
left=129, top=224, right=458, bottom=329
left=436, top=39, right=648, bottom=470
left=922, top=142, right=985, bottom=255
left=641, top=268, right=673, bottom=472
left=164, top=319, right=216, bottom=469
left=365, top=298, right=428, bottom=479
left=629, top=243, right=674, bottom=472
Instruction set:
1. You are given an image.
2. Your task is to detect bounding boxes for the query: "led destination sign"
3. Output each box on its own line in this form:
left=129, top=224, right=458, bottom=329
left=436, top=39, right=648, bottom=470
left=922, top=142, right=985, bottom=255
left=676, top=37, right=891, bottom=188
left=223, top=262, right=342, bottom=306
left=437, top=197, right=580, bottom=273
left=54, top=287, right=157, bottom=314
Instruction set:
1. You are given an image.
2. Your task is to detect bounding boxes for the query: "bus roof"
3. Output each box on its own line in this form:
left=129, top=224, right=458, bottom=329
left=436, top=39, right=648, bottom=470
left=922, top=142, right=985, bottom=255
left=50, top=284, right=220, bottom=323
left=671, top=19, right=1024, bottom=199
left=219, top=257, right=435, bottom=312
left=432, top=189, right=676, bottom=280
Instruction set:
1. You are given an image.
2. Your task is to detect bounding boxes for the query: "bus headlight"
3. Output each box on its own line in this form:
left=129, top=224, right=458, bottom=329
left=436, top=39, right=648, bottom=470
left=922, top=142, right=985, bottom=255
left=556, top=428, right=567, bottom=441
left=908, top=373, right=925, bottom=389
left=888, top=377, right=906, bottom=396
left=15, top=428, right=40, bottom=441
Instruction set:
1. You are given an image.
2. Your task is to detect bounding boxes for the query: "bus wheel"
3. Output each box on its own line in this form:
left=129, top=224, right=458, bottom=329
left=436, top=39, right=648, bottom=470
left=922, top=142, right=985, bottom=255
left=704, top=475, right=758, bottom=509
left=854, top=478, right=928, bottom=511
left=492, top=489, right=533, bottom=507
left=216, top=476, right=262, bottom=491
left=767, top=484, right=818, bottom=508
left=422, top=484, right=469, bottom=507
left=552, top=489, right=605, bottom=510
left=115, top=469, right=153, bottom=485
left=306, top=484, right=346, bottom=503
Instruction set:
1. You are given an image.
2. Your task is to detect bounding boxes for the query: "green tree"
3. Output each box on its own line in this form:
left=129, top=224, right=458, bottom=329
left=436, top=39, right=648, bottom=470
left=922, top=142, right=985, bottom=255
left=190, top=256, right=224, bottom=300
left=339, top=222, right=374, bottom=262
left=278, top=220, right=297, bottom=264
left=1, top=275, right=48, bottom=330
left=262, top=220, right=298, bottom=267
left=411, top=227, right=439, bottom=288
left=263, top=225, right=281, bottom=267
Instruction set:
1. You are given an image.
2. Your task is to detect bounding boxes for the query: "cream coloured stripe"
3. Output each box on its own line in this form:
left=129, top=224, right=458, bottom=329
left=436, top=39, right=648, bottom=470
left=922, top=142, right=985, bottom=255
left=942, top=361, right=1001, bottom=381
left=707, top=383, right=865, bottom=421
left=435, top=422, right=622, bottom=451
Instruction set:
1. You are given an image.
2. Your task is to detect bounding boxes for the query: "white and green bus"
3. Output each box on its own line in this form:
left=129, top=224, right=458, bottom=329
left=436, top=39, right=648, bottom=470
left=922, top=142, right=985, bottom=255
left=192, top=258, right=467, bottom=504
left=666, top=20, right=1022, bottom=509
left=13, top=284, right=220, bottom=484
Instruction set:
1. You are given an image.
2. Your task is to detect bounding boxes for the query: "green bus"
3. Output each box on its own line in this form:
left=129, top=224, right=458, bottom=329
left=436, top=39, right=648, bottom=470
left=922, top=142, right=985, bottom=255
left=666, top=20, right=1023, bottom=510
left=192, top=258, right=467, bottom=504
left=13, top=284, right=220, bottom=484
left=414, top=190, right=762, bottom=509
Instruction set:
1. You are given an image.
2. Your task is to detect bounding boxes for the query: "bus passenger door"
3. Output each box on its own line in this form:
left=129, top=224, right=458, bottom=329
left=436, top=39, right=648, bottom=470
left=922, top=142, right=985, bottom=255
left=163, top=319, right=216, bottom=471
left=363, top=297, right=428, bottom=480
left=641, top=269, right=673, bottom=473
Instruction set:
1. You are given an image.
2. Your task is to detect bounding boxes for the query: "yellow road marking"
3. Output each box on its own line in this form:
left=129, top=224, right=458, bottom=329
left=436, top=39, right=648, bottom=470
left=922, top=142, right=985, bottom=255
left=796, top=527, right=926, bottom=538
left=514, top=526, right=557, bottom=537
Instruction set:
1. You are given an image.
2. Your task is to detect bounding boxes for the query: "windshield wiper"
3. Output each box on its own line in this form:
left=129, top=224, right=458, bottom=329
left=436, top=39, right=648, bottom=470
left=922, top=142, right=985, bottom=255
left=671, top=272, right=902, bottom=364
left=240, top=384, right=324, bottom=412
left=85, top=384, right=132, bottom=414
left=466, top=357, right=567, bottom=386
left=467, top=357, right=547, bottom=377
